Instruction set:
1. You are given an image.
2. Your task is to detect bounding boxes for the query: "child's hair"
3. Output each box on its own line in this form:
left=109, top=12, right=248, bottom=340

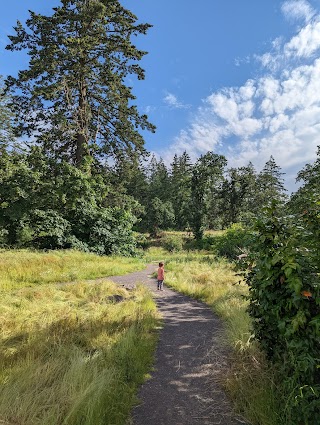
left=159, top=262, right=164, bottom=267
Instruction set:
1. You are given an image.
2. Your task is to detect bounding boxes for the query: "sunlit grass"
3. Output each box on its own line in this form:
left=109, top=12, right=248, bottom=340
left=0, top=246, right=283, bottom=424
left=0, top=249, right=145, bottom=292
left=0, top=280, right=159, bottom=425
left=145, top=247, right=282, bottom=425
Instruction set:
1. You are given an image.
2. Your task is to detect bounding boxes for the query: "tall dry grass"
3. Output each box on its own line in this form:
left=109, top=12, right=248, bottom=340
left=0, top=249, right=144, bottom=291
left=0, top=280, right=159, bottom=425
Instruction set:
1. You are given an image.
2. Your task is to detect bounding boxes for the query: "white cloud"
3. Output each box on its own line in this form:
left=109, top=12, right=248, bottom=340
left=162, top=4, right=320, bottom=190
left=256, top=3, right=320, bottom=71
left=234, top=55, right=250, bottom=67
left=284, top=21, right=320, bottom=58
left=281, top=0, right=315, bottom=23
left=163, top=92, right=190, bottom=109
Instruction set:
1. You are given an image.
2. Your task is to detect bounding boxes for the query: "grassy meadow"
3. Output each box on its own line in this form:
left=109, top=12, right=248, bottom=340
left=0, top=250, right=159, bottom=425
left=0, top=249, right=145, bottom=292
left=1, top=242, right=284, bottom=425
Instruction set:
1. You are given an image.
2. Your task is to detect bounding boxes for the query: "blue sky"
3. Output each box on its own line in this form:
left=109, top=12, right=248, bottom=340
left=1, top=0, right=320, bottom=190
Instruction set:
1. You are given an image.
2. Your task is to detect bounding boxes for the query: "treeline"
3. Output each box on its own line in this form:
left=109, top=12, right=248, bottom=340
left=1, top=132, right=318, bottom=253
left=115, top=151, right=287, bottom=237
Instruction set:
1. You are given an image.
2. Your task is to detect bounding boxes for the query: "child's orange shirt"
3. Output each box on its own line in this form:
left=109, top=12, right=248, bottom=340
left=157, top=267, right=164, bottom=280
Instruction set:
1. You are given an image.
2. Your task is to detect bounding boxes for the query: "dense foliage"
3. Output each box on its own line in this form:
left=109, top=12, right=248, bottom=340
left=203, top=224, right=254, bottom=259
left=242, top=199, right=320, bottom=424
left=0, top=146, right=139, bottom=255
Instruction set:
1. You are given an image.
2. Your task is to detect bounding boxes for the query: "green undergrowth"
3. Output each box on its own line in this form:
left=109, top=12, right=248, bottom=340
left=0, top=249, right=145, bottom=292
left=0, top=279, right=159, bottom=425
left=147, top=247, right=282, bottom=425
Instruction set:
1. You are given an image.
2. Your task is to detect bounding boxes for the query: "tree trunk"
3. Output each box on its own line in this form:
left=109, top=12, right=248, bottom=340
left=75, top=77, right=89, bottom=168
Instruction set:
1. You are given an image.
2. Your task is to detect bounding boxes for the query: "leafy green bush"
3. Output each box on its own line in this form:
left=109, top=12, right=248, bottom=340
left=242, top=203, right=320, bottom=424
left=162, top=234, right=183, bottom=252
left=0, top=228, right=8, bottom=246
left=200, top=224, right=254, bottom=259
left=68, top=204, right=137, bottom=256
left=134, top=233, right=149, bottom=250
left=23, top=209, right=71, bottom=249
left=0, top=148, right=137, bottom=256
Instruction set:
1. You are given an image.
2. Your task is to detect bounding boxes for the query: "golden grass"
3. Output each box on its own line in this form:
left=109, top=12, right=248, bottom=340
left=0, top=280, right=159, bottom=425
left=0, top=249, right=145, bottom=292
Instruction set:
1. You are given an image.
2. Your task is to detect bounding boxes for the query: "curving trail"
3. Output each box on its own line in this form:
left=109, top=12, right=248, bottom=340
left=110, top=264, right=246, bottom=425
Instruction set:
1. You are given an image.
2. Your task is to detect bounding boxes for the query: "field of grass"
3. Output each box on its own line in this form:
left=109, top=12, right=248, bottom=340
left=0, top=244, right=284, bottom=425
left=0, top=249, right=145, bottom=292
left=0, top=250, right=158, bottom=425
left=146, top=247, right=282, bottom=425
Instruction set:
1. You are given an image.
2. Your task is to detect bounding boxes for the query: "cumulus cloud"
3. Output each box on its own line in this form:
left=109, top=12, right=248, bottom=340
left=284, top=20, right=320, bottom=58
left=164, top=1, right=320, bottom=190
left=163, top=92, right=190, bottom=109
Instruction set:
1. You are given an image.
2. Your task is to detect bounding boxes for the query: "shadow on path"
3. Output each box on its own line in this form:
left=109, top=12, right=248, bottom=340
left=110, top=264, right=246, bottom=425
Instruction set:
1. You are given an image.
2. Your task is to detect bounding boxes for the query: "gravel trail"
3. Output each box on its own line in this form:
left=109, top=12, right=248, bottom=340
left=110, top=264, right=246, bottom=425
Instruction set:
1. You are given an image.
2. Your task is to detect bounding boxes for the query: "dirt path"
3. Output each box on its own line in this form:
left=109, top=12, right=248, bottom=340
left=110, top=264, right=246, bottom=425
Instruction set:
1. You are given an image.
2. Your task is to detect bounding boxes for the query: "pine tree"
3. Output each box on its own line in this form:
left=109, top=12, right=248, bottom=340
left=147, top=155, right=170, bottom=201
left=5, top=0, right=155, bottom=170
left=170, top=152, right=192, bottom=230
left=144, top=155, right=174, bottom=233
left=0, top=77, right=14, bottom=148
left=257, top=156, right=287, bottom=205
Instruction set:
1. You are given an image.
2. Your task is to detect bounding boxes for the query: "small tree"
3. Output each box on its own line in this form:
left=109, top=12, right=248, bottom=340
left=147, top=197, right=175, bottom=236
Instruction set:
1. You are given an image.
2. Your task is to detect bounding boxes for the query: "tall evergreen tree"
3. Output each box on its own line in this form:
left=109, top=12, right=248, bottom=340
left=170, top=152, right=192, bottom=230
left=0, top=77, right=14, bottom=148
left=113, top=155, right=148, bottom=203
left=6, top=0, right=155, bottom=169
left=147, top=155, right=170, bottom=201
left=257, top=156, right=287, bottom=206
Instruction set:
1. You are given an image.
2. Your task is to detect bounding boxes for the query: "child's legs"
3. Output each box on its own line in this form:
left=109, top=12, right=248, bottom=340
left=157, top=280, right=163, bottom=289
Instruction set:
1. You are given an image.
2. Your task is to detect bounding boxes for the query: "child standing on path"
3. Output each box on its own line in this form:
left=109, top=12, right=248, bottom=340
left=157, top=262, right=165, bottom=290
